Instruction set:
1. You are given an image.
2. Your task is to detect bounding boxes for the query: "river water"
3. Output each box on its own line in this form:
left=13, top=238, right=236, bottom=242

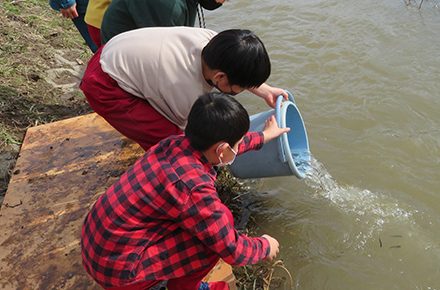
left=206, top=1, right=440, bottom=289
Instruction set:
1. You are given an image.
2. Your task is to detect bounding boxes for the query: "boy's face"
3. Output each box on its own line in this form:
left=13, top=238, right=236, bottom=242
left=225, top=138, right=243, bottom=160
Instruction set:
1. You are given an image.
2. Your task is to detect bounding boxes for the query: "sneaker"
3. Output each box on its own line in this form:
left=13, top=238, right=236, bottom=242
left=198, top=281, right=229, bottom=290
left=198, top=282, right=210, bottom=290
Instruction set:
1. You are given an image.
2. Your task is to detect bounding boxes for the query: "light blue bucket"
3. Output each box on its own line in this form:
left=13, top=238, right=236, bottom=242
left=230, top=91, right=311, bottom=179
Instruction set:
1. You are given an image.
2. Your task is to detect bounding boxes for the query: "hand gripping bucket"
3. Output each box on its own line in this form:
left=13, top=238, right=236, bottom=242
left=230, top=91, right=311, bottom=179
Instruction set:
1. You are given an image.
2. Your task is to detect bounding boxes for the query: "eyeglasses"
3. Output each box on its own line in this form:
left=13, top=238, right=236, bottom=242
left=225, top=84, right=244, bottom=96
left=205, top=78, right=244, bottom=96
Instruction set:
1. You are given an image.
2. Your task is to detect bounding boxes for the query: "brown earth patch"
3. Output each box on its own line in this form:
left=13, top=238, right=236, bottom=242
left=0, top=0, right=93, bottom=204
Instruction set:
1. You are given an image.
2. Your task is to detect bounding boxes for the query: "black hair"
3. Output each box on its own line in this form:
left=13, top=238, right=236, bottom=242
left=185, top=92, right=250, bottom=151
left=202, top=29, right=271, bottom=88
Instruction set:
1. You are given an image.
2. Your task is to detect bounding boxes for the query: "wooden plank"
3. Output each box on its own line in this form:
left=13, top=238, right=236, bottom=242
left=203, top=259, right=237, bottom=290
left=0, top=113, right=144, bottom=289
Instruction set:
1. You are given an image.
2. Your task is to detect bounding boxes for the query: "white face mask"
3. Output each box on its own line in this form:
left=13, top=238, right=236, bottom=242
left=216, top=143, right=237, bottom=166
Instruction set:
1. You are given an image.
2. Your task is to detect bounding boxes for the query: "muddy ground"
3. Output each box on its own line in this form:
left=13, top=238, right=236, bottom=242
left=0, top=0, right=93, bottom=205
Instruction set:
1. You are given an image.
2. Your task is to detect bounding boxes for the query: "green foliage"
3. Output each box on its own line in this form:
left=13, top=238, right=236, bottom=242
left=0, top=127, right=21, bottom=147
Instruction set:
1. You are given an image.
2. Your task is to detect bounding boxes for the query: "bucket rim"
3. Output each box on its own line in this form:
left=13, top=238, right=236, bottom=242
left=278, top=101, right=310, bottom=179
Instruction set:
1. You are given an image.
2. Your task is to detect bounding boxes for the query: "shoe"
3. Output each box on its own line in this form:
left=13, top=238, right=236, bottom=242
left=198, top=281, right=229, bottom=290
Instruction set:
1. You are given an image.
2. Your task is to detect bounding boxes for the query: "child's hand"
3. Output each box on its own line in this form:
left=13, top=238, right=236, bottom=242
left=262, top=115, right=290, bottom=144
left=60, top=4, right=79, bottom=19
left=262, top=234, right=279, bottom=260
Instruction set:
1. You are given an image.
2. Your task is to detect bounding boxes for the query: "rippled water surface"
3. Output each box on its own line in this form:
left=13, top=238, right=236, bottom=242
left=207, top=1, right=440, bottom=289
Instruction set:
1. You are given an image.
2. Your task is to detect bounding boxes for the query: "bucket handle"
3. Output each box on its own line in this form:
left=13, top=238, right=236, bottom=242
left=276, top=90, right=295, bottom=163
left=287, top=90, right=296, bottom=103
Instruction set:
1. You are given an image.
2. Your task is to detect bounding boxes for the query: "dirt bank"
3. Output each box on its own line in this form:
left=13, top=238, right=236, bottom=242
left=0, top=0, right=93, bottom=204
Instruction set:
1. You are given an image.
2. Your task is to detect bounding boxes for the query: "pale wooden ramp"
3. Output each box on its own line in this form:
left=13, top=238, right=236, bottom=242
left=0, top=113, right=235, bottom=290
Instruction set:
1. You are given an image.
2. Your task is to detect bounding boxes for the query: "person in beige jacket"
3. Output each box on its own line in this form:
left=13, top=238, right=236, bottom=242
left=80, top=27, right=287, bottom=150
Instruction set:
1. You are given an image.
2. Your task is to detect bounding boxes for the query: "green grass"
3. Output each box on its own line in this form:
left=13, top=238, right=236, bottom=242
left=0, top=127, right=21, bottom=147
left=0, top=0, right=92, bottom=200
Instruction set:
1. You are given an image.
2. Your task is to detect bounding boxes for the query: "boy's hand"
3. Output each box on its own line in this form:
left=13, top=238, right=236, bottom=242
left=261, top=86, right=288, bottom=108
left=249, top=83, right=288, bottom=108
left=262, top=234, right=279, bottom=260
left=262, top=115, right=290, bottom=144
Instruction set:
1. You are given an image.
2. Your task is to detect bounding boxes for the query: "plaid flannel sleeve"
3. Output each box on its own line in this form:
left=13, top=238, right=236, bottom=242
left=178, top=184, right=270, bottom=266
left=237, top=131, right=264, bottom=155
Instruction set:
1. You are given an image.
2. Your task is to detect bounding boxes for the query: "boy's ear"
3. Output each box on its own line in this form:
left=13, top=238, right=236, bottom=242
left=210, top=141, right=227, bottom=156
left=212, top=71, right=227, bottom=84
left=217, top=142, right=228, bottom=155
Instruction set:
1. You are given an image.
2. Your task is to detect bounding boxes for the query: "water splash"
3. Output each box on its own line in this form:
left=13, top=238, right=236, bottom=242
left=303, top=156, right=415, bottom=249
left=292, top=151, right=312, bottom=175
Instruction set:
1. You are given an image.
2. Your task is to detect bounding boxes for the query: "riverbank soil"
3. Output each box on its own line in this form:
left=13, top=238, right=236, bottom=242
left=0, top=0, right=93, bottom=206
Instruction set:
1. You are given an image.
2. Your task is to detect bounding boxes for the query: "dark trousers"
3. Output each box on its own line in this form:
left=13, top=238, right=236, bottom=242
left=72, top=13, right=98, bottom=52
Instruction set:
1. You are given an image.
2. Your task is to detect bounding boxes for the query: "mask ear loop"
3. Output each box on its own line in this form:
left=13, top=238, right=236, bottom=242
left=197, top=4, right=206, bottom=28
left=215, top=142, right=224, bottom=164
left=216, top=143, right=237, bottom=166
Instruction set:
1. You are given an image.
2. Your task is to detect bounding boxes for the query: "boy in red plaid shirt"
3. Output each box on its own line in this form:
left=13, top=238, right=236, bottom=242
left=81, top=92, right=289, bottom=290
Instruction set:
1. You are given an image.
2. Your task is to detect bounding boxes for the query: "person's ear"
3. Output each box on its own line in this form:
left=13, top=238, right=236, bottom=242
left=215, top=142, right=229, bottom=158
left=212, top=71, right=227, bottom=85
